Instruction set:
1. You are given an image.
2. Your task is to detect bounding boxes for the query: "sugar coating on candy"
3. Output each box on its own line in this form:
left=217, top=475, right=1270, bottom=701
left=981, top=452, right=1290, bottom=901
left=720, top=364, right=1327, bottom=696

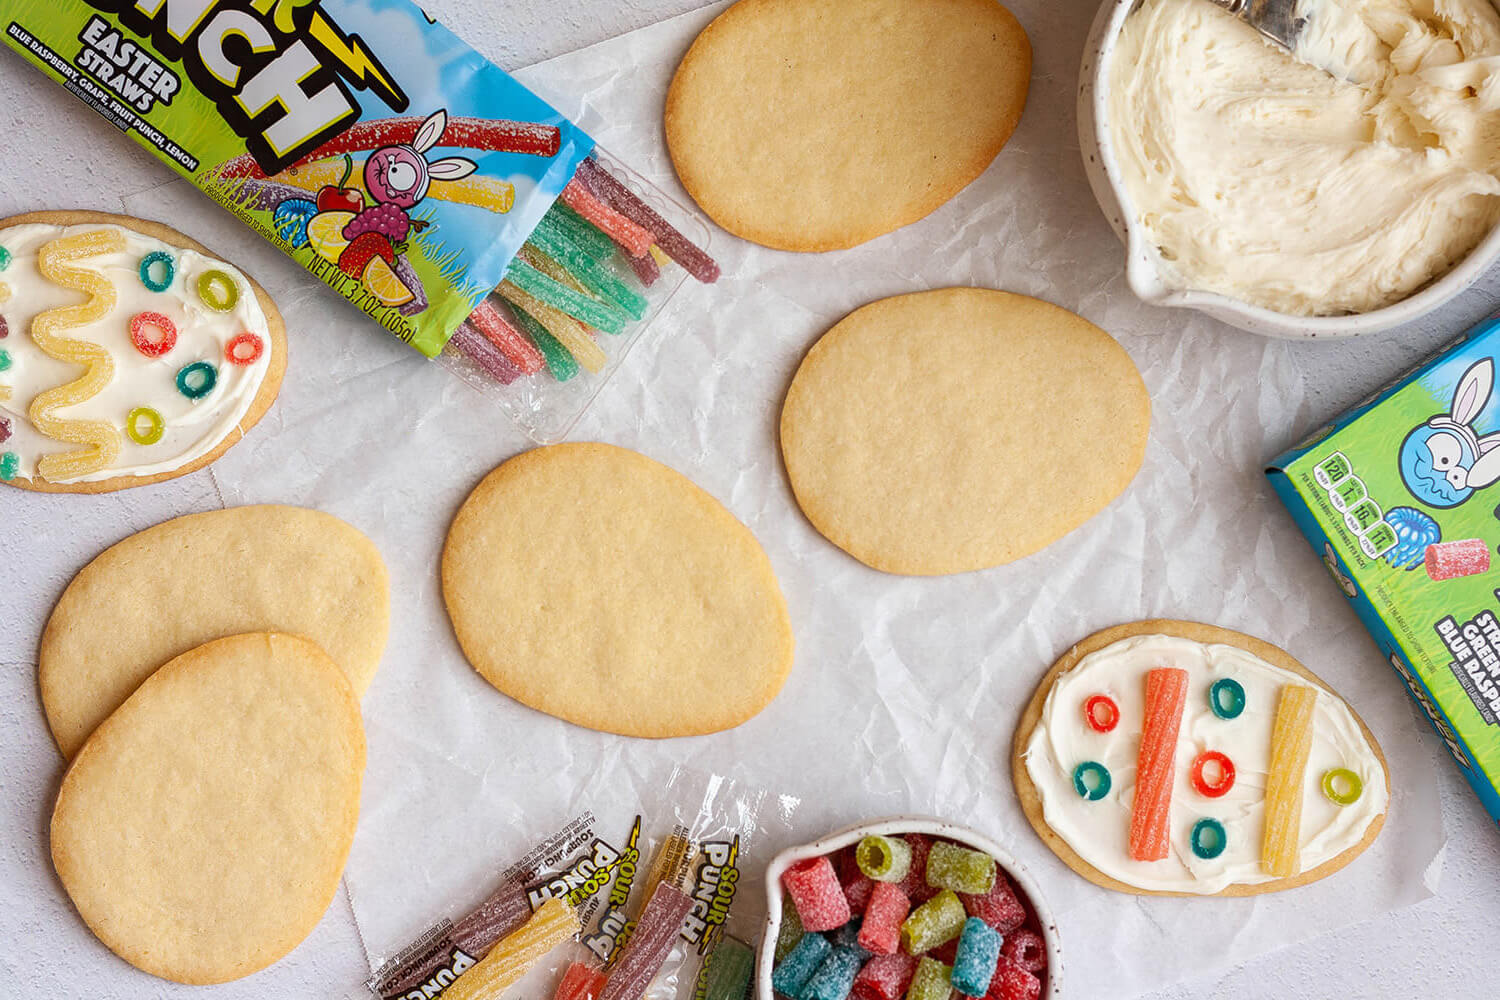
left=896, top=834, right=938, bottom=903
left=526, top=230, right=648, bottom=321
left=1000, top=928, right=1045, bottom=974
left=1129, top=667, right=1189, bottom=862
left=555, top=962, right=608, bottom=1000
left=469, top=298, right=545, bottom=374
left=901, top=889, right=966, bottom=955
left=448, top=320, right=523, bottom=385
left=0, top=415, right=10, bottom=444
left=783, top=856, right=852, bottom=933
left=775, top=891, right=806, bottom=962
left=984, top=955, right=1040, bottom=1000
left=1425, top=538, right=1490, bottom=581
left=442, top=896, right=579, bottom=1000
left=950, top=918, right=1003, bottom=997
left=925, top=842, right=996, bottom=895
left=1263, top=684, right=1318, bottom=877
left=625, top=250, right=661, bottom=287
left=511, top=303, right=580, bottom=383
left=225, top=332, right=265, bottom=366
left=138, top=250, right=175, bottom=292
left=576, top=158, right=721, bottom=283
left=856, top=881, right=911, bottom=955
left=498, top=281, right=608, bottom=374
left=129, top=312, right=177, bottom=358
left=703, top=936, right=755, bottom=1000
left=505, top=256, right=628, bottom=335
left=597, top=883, right=695, bottom=1000
left=856, top=836, right=913, bottom=883
left=0, top=451, right=17, bottom=481
left=545, top=202, right=619, bottom=262
left=837, top=849, right=877, bottom=912
left=907, top=956, right=953, bottom=1000
left=832, top=917, right=867, bottom=954
left=959, top=876, right=1026, bottom=934
left=803, top=947, right=865, bottom=1000
left=773, top=933, right=832, bottom=997
left=561, top=178, right=657, bottom=258
left=852, top=952, right=918, bottom=1000
left=1383, top=506, right=1441, bottom=570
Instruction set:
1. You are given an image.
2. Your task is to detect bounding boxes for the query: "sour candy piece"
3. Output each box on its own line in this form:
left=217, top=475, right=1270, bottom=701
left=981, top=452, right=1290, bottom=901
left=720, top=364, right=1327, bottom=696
left=497, top=282, right=608, bottom=374
left=896, top=834, right=937, bottom=903
left=950, top=918, right=1003, bottom=997
left=0, top=415, right=10, bottom=444
left=703, top=936, right=755, bottom=1000
left=1190, top=818, right=1227, bottom=860
left=1263, top=684, right=1319, bottom=877
left=504, top=257, right=627, bottom=335
left=852, top=953, right=918, bottom=1000
left=561, top=179, right=656, bottom=258
left=125, top=407, right=165, bottom=446
left=225, top=332, right=265, bottom=366
left=625, top=250, right=661, bottom=287
left=855, top=836, right=912, bottom=883
left=1071, top=761, right=1110, bottom=801
left=1425, top=538, right=1490, bottom=581
left=772, top=933, right=831, bottom=997
left=959, top=877, right=1026, bottom=934
left=543, top=202, right=618, bottom=262
left=1322, top=767, right=1364, bottom=806
left=803, top=947, right=865, bottom=1000
left=782, top=856, right=852, bottom=932
left=0, top=451, right=17, bottom=481
left=176, top=362, right=218, bottom=400
left=856, top=881, right=911, bottom=955
left=443, top=896, right=580, bottom=1000
left=469, top=298, right=545, bottom=374
left=984, top=955, right=1040, bottom=1000
left=1209, top=678, right=1246, bottom=720
left=576, top=158, right=721, bottom=283
left=0, top=245, right=9, bottom=270
left=447, top=320, right=523, bottom=385
left=907, top=957, right=953, bottom=1000
left=1383, top=506, right=1441, bottom=570
left=1083, top=694, right=1119, bottom=732
left=900, top=889, right=965, bottom=954
left=510, top=304, right=579, bottom=382
left=138, top=251, right=174, bottom=292
left=925, top=842, right=996, bottom=895
left=1129, top=667, right=1189, bottom=862
left=775, top=892, right=806, bottom=961
left=522, top=225, right=647, bottom=320
left=1189, top=750, right=1236, bottom=798
left=130, top=312, right=178, bottom=358
left=597, top=883, right=695, bottom=1000
left=0, top=348, right=9, bottom=371
left=197, top=270, right=239, bottom=312
left=555, top=962, right=608, bottom=1000
left=838, top=856, right=877, bottom=912
left=832, top=917, right=867, bottom=954
left=1000, top=929, right=1045, bottom=974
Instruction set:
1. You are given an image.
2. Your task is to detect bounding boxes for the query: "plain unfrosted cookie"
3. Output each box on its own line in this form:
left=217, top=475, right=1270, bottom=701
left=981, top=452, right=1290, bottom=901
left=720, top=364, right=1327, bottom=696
left=51, top=632, right=365, bottom=984
left=40, top=505, right=389, bottom=757
left=442, top=443, right=794, bottom=737
left=664, top=0, right=1031, bottom=251
left=780, top=288, right=1149, bottom=575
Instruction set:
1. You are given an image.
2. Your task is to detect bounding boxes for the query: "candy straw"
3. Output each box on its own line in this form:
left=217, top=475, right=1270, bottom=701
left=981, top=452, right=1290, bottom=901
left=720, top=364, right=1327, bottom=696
left=624, top=251, right=660, bottom=287
left=958, top=877, right=1025, bottom=934
left=856, top=881, right=911, bottom=955
left=444, top=897, right=580, bottom=1000
left=504, top=257, right=628, bottom=334
left=576, top=158, right=720, bottom=283
left=497, top=282, right=608, bottom=374
left=774, top=891, right=805, bottom=961
left=781, top=856, right=852, bottom=933
left=1263, top=685, right=1318, bottom=877
left=543, top=203, right=618, bottom=262
left=448, top=320, right=523, bottom=385
left=523, top=230, right=648, bottom=319
left=925, top=842, right=996, bottom=895
left=554, top=962, right=608, bottom=1000
left=950, top=918, right=1003, bottom=997
left=469, top=298, right=546, bottom=374
left=560, top=179, right=656, bottom=258
left=900, top=889, right=965, bottom=955
left=702, top=936, right=755, bottom=1000
left=772, top=933, right=831, bottom=998
left=1129, top=667, right=1189, bottom=862
left=804, top=948, right=864, bottom=1000
left=907, top=957, right=953, bottom=1000
left=853, top=953, right=918, bottom=1000
left=597, top=882, right=695, bottom=1000
left=510, top=304, right=580, bottom=382
left=856, top=836, right=912, bottom=883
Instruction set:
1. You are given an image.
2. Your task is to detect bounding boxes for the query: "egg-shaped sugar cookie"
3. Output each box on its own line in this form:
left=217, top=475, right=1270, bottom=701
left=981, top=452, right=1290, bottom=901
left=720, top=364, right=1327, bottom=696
left=51, top=632, right=364, bottom=983
left=780, top=288, right=1149, bottom=575
left=1014, top=620, right=1389, bottom=896
left=442, top=443, right=794, bottom=737
left=665, top=0, right=1031, bottom=251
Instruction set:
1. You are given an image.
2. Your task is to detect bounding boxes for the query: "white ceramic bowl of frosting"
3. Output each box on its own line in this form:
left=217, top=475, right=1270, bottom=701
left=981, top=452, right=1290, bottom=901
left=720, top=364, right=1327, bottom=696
left=1078, top=0, right=1500, bottom=339
left=756, top=816, right=1063, bottom=1000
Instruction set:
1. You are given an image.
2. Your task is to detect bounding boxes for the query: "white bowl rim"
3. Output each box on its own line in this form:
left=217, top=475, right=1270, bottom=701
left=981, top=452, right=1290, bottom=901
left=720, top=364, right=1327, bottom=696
left=755, top=815, right=1063, bottom=1000
left=1085, top=0, right=1500, bottom=339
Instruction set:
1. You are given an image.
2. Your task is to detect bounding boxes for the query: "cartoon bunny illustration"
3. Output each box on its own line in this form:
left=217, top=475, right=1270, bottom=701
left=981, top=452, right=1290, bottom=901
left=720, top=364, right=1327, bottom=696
left=1399, top=358, right=1500, bottom=508
left=364, top=108, right=477, bottom=209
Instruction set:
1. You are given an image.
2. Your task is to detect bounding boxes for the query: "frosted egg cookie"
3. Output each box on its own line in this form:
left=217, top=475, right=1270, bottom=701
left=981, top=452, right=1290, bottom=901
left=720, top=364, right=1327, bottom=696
left=40, top=505, right=389, bottom=757
left=780, top=288, right=1149, bottom=575
left=664, top=0, right=1031, bottom=251
left=1013, top=620, right=1389, bottom=896
left=442, top=443, right=794, bottom=737
left=0, top=211, right=284, bottom=492
left=51, top=632, right=364, bottom=984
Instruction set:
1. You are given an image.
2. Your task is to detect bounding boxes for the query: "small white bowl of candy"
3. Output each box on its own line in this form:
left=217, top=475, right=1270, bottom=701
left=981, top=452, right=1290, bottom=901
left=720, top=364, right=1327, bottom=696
left=758, top=818, right=1061, bottom=1000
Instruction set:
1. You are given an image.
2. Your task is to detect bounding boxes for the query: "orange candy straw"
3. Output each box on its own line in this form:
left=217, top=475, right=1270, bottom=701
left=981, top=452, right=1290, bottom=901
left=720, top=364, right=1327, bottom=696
left=1128, top=667, right=1188, bottom=862
left=1262, top=685, right=1318, bottom=877
left=560, top=179, right=655, bottom=258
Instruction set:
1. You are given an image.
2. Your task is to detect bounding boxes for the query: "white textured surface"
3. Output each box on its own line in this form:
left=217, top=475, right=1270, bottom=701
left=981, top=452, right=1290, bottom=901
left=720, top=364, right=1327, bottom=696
left=0, top=2, right=1497, bottom=999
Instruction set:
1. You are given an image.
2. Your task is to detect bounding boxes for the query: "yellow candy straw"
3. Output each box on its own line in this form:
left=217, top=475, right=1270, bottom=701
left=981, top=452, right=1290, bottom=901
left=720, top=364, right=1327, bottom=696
left=444, top=896, right=580, bottom=1000
left=1262, top=684, right=1318, bottom=877
left=277, top=157, right=517, bottom=214
left=498, top=281, right=608, bottom=374
left=29, top=229, right=124, bottom=482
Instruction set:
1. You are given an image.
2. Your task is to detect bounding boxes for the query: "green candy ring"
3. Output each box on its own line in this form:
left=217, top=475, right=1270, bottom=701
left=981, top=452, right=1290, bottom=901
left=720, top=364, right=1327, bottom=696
left=139, top=251, right=175, bottom=292
left=1209, top=678, right=1246, bottom=720
left=1321, top=767, right=1363, bottom=806
left=1190, top=818, right=1227, bottom=859
left=176, top=361, right=218, bottom=400
left=1072, top=761, right=1111, bottom=801
left=197, top=269, right=239, bottom=312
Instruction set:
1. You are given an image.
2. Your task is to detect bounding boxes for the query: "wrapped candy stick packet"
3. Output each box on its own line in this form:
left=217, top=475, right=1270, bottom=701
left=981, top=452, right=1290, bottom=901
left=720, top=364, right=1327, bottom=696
left=3, top=0, right=716, bottom=443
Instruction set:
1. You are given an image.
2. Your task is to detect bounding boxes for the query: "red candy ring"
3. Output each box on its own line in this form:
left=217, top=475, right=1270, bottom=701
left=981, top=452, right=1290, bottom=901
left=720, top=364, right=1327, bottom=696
left=129, top=311, right=177, bottom=358
left=1083, top=694, right=1120, bottom=733
left=1190, top=750, right=1236, bottom=798
left=225, top=332, right=264, bottom=365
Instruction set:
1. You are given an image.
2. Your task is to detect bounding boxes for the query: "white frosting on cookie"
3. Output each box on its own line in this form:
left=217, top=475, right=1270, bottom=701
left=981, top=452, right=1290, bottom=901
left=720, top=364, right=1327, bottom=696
left=1023, top=634, right=1386, bottom=893
left=0, top=223, right=272, bottom=484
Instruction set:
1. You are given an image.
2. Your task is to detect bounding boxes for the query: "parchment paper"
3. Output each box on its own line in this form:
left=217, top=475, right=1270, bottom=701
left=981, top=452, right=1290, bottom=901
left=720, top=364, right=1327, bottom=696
left=114, top=3, right=1446, bottom=996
